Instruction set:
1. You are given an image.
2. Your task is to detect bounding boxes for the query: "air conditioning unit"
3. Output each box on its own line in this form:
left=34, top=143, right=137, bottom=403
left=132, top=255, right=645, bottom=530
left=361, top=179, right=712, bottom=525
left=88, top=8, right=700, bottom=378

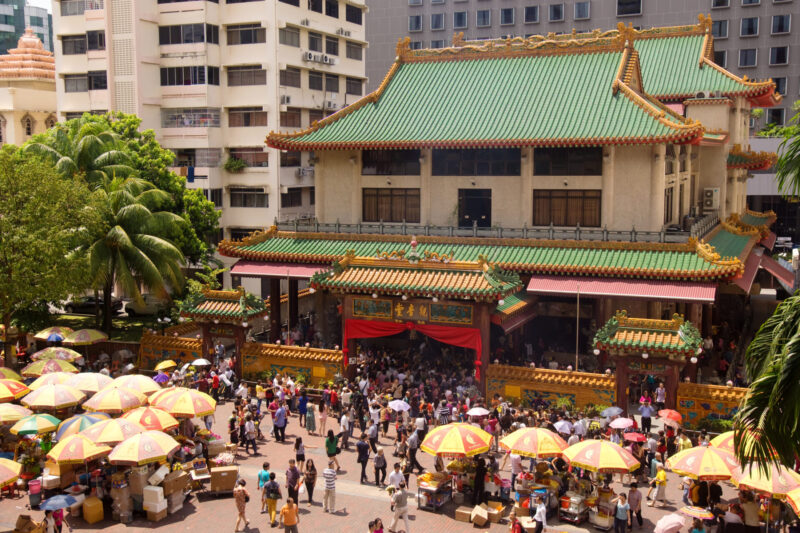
left=336, top=28, right=351, bottom=37
left=325, top=100, right=338, bottom=110
left=302, top=51, right=314, bottom=61
left=695, top=91, right=708, bottom=99
left=300, top=19, right=310, bottom=26
left=703, top=187, right=720, bottom=211
left=322, top=54, right=331, bottom=64
left=280, top=95, right=291, bottom=105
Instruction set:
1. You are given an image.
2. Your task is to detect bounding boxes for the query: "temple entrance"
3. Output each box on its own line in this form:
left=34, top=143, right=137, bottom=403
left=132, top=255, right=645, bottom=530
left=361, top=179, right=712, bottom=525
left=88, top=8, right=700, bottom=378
left=458, top=188, right=491, bottom=228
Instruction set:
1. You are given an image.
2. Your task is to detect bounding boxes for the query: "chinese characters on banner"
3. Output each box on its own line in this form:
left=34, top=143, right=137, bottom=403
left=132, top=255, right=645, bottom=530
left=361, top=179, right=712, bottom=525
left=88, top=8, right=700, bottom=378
left=351, top=297, right=473, bottom=326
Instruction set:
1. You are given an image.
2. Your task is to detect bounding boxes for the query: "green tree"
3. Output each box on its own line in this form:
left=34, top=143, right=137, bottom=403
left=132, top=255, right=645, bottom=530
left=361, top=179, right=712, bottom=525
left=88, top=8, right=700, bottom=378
left=771, top=101, right=800, bottom=195
left=0, top=146, right=94, bottom=366
left=84, top=177, right=186, bottom=332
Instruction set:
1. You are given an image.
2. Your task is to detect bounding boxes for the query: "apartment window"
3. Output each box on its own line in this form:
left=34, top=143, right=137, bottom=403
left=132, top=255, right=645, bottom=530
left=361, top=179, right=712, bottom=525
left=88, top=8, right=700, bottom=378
left=499, top=8, right=515, bottom=25
left=207, top=188, right=222, bottom=208
left=767, top=108, right=785, bottom=125
left=362, top=188, right=421, bottom=223
left=362, top=150, right=421, bottom=175
left=281, top=187, right=303, bottom=208
left=160, top=66, right=216, bottom=86
left=308, top=109, right=325, bottom=124
left=663, top=187, right=674, bottom=224
left=477, top=10, right=490, bottom=27
left=409, top=41, right=423, bottom=50
left=740, top=17, right=758, bottom=36
left=64, top=112, right=87, bottom=120
left=228, top=107, right=268, bottom=127
left=308, top=71, right=323, bottom=90
left=712, top=0, right=729, bottom=6
left=228, top=24, right=266, bottom=45
left=712, top=20, right=728, bottom=38
left=325, top=74, right=339, bottom=93
left=774, top=77, right=787, bottom=95
left=227, top=65, right=266, bottom=86
left=62, top=35, right=86, bottom=55
left=346, top=77, right=362, bottom=95
left=229, top=147, right=268, bottom=167
left=308, top=32, right=322, bottom=52
left=309, top=0, right=322, bottom=12
left=770, top=15, right=791, bottom=36
left=161, top=108, right=221, bottom=128
left=229, top=187, right=268, bottom=208
left=346, top=41, right=363, bottom=60
left=278, top=67, right=301, bottom=88
left=534, top=147, right=602, bottom=175
left=159, top=24, right=217, bottom=45
left=29, top=15, right=44, bottom=26
left=714, top=50, right=727, bottom=67
left=280, top=107, right=302, bottom=128
left=88, top=71, right=107, bottom=90
left=174, top=148, right=221, bottom=167
left=309, top=188, right=315, bottom=205
left=409, top=15, right=423, bottom=32
left=87, top=30, right=105, bottom=50
left=431, top=13, right=445, bottom=30
left=742, top=0, right=759, bottom=4
left=453, top=12, right=467, bottom=29
left=279, top=0, right=300, bottom=5
left=325, top=0, right=338, bottom=18
left=432, top=149, right=521, bottom=176
left=428, top=39, right=442, bottom=48
left=325, top=36, right=339, bottom=55
left=280, top=151, right=301, bottom=167
left=524, top=6, right=540, bottom=23
left=549, top=4, right=564, bottom=22
left=770, top=46, right=789, bottom=65
left=574, top=1, right=590, bottom=20
left=533, top=190, right=601, bottom=227
left=739, top=48, right=757, bottom=67
left=64, top=74, right=87, bottom=93
left=617, top=0, right=641, bottom=16
left=345, top=4, right=362, bottom=25
left=60, top=0, right=88, bottom=16
left=409, top=0, right=422, bottom=4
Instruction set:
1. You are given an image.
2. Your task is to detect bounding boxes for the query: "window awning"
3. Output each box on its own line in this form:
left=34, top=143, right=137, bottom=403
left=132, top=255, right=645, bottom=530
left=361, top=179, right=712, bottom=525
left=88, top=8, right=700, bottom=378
left=230, top=260, right=324, bottom=279
left=733, top=249, right=762, bottom=293
left=759, top=231, right=777, bottom=251
left=526, top=276, right=717, bottom=304
left=760, top=254, right=794, bottom=289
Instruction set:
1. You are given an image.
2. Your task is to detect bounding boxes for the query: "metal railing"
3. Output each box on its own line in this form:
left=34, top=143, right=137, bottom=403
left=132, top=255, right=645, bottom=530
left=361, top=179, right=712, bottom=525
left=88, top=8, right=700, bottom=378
left=689, top=213, right=720, bottom=239
left=275, top=218, right=693, bottom=244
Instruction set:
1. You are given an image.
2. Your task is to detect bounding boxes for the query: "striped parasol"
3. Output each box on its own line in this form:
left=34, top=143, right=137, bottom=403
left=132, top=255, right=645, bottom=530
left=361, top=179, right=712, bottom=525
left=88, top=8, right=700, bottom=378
left=21, top=384, right=85, bottom=410
left=83, top=386, right=146, bottom=414
left=665, top=446, right=739, bottom=481
left=563, top=439, right=640, bottom=473
left=0, top=404, right=33, bottom=425
left=0, top=458, right=22, bottom=489
left=62, top=329, right=108, bottom=346
left=420, top=423, right=492, bottom=457
left=499, top=427, right=567, bottom=458
left=47, top=435, right=111, bottom=465
left=679, top=506, right=715, bottom=520
left=10, top=414, right=60, bottom=435
left=66, top=373, right=113, bottom=396
left=21, top=359, right=78, bottom=377
left=55, top=413, right=111, bottom=441
left=80, top=418, right=146, bottom=446
left=0, top=368, right=22, bottom=381
left=29, top=372, right=75, bottom=390
left=108, top=430, right=180, bottom=466
left=120, top=406, right=179, bottom=431
left=110, top=374, right=162, bottom=396
left=0, top=379, right=29, bottom=402
left=149, top=387, right=216, bottom=418
left=785, top=487, right=800, bottom=515
left=731, top=463, right=800, bottom=499
left=710, top=430, right=778, bottom=458
left=30, top=347, right=82, bottom=362
left=153, top=360, right=176, bottom=372
left=34, top=327, right=74, bottom=341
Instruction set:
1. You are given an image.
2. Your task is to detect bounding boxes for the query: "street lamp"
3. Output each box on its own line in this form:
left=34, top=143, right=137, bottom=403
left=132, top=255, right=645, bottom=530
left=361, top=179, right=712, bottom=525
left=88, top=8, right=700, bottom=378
left=642, top=353, right=649, bottom=359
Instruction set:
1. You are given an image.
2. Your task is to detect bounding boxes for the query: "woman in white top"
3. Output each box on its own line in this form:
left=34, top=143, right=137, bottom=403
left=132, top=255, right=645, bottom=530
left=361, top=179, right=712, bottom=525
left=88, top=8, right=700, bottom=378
left=530, top=494, right=547, bottom=533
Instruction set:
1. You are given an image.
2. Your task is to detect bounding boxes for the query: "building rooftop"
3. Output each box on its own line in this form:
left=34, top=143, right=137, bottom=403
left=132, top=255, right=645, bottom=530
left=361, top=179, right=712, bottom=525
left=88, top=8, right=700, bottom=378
left=0, top=28, right=54, bottom=81
left=179, top=287, right=268, bottom=323
left=594, top=310, right=702, bottom=358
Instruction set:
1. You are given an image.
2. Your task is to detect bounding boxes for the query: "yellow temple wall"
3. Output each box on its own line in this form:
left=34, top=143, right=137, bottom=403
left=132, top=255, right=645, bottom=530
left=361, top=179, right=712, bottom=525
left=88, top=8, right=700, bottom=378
left=138, top=333, right=204, bottom=369
left=240, top=343, right=343, bottom=386
left=486, top=364, right=616, bottom=409
left=676, top=381, right=746, bottom=428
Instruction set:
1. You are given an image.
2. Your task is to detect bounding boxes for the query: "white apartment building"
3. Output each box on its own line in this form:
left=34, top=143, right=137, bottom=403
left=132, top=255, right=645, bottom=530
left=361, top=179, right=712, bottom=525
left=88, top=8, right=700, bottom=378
left=52, top=0, right=367, bottom=244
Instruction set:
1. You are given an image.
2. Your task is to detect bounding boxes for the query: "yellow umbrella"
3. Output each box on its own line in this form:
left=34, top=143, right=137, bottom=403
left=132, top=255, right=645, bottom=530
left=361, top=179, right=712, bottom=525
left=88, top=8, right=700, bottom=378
left=563, top=439, right=640, bottom=473
left=30, top=347, right=82, bottom=362
left=108, top=430, right=180, bottom=466
left=731, top=463, right=800, bottom=499
left=0, top=379, right=29, bottom=402
left=420, top=423, right=492, bottom=457
left=499, top=427, right=568, bottom=458
left=120, top=406, right=180, bottom=432
left=0, top=404, right=33, bottom=425
left=786, top=487, right=800, bottom=515
left=10, top=414, right=60, bottom=435
left=34, top=327, right=74, bottom=341
left=0, top=457, right=21, bottom=488
left=29, top=372, right=75, bottom=390
left=153, top=360, right=176, bottom=372
left=110, top=374, right=162, bottom=396
left=47, top=435, right=111, bottom=465
left=80, top=418, right=146, bottom=446
left=56, top=413, right=111, bottom=440
left=0, top=368, right=22, bottom=381
left=21, top=384, right=85, bottom=410
left=21, top=359, right=78, bottom=377
left=62, top=329, right=108, bottom=346
left=149, top=387, right=216, bottom=418
left=665, top=446, right=739, bottom=481
left=66, top=373, right=113, bottom=396
left=710, top=430, right=778, bottom=458
left=83, top=386, right=146, bottom=414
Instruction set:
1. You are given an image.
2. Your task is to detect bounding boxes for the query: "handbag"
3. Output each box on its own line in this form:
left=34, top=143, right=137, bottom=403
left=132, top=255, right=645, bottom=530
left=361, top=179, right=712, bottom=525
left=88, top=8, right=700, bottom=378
left=245, top=493, right=250, bottom=503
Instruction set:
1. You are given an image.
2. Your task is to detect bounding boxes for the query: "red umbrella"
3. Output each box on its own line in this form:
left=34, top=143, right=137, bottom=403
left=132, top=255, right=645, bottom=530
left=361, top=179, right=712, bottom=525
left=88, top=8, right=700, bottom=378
left=658, top=409, right=682, bottom=422
left=624, top=432, right=646, bottom=443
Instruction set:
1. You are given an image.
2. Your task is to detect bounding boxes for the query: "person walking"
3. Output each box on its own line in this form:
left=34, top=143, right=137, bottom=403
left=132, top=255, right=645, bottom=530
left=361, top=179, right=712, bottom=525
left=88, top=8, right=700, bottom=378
left=648, top=465, right=667, bottom=507
left=530, top=494, right=547, bottom=533
left=294, top=438, right=305, bottom=473
left=374, top=446, right=387, bottom=487
left=233, top=479, right=250, bottom=532
left=387, top=462, right=404, bottom=490
left=319, top=398, right=328, bottom=435
left=257, top=462, right=271, bottom=513
left=279, top=497, right=299, bottom=533
left=638, top=401, right=654, bottom=435
left=628, top=483, right=643, bottom=530
left=302, top=459, right=317, bottom=506
left=244, top=414, right=258, bottom=455
left=322, top=460, right=337, bottom=513
left=340, top=410, right=351, bottom=451
left=654, top=382, right=666, bottom=411
left=357, top=433, right=371, bottom=484
left=305, top=402, right=316, bottom=436
left=389, top=481, right=410, bottom=533
left=297, top=391, right=308, bottom=429
left=368, top=419, right=379, bottom=453
left=406, top=429, right=423, bottom=474
left=274, top=402, right=287, bottom=443
left=611, top=493, right=630, bottom=533
left=325, top=430, right=341, bottom=470
left=286, top=459, right=302, bottom=504
left=263, top=472, right=282, bottom=527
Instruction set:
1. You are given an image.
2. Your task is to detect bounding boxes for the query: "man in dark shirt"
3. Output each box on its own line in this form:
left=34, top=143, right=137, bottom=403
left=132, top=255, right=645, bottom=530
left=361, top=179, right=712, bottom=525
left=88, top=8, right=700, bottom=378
left=285, top=459, right=301, bottom=503
left=356, top=433, right=371, bottom=484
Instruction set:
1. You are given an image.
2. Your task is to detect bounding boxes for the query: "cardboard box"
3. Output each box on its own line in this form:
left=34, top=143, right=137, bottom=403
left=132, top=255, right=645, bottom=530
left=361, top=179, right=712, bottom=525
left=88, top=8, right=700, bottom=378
left=142, top=485, right=165, bottom=504
left=148, top=465, right=170, bottom=486
left=128, top=471, right=148, bottom=494
left=83, top=497, right=104, bottom=525
left=486, top=500, right=505, bottom=523
left=15, top=515, right=40, bottom=533
left=207, top=440, right=225, bottom=457
left=146, top=508, right=167, bottom=522
left=161, top=470, right=189, bottom=496
left=41, top=475, right=60, bottom=490
left=44, top=461, right=72, bottom=477
left=143, top=500, right=168, bottom=513
left=167, top=501, right=183, bottom=515
left=454, top=506, right=472, bottom=522
left=452, top=491, right=464, bottom=505
left=518, top=517, right=537, bottom=533
left=209, top=466, right=238, bottom=493
left=167, top=491, right=184, bottom=506
left=471, top=504, right=489, bottom=527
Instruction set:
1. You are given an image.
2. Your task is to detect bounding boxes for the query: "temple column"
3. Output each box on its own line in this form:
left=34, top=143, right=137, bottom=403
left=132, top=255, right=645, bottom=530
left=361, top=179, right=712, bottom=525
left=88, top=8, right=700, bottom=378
left=647, top=301, right=662, bottom=319
left=270, top=277, right=281, bottom=342
left=665, top=363, right=681, bottom=410
left=201, top=323, right=213, bottom=361
left=614, top=356, right=629, bottom=415
left=702, top=304, right=713, bottom=337
left=260, top=277, right=270, bottom=300
left=234, top=326, right=245, bottom=379
left=478, top=303, right=491, bottom=397
left=688, top=303, right=701, bottom=329
left=288, top=278, right=299, bottom=331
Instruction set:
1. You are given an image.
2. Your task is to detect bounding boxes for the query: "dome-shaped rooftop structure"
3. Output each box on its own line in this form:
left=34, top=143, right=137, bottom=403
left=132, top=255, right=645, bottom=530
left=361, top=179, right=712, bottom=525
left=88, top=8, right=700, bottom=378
left=0, top=28, right=55, bottom=80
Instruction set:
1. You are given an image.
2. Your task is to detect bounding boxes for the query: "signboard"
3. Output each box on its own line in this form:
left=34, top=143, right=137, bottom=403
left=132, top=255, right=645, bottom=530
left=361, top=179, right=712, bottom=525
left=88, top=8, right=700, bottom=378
left=628, top=361, right=668, bottom=374
left=209, top=325, right=237, bottom=338
left=430, top=303, right=473, bottom=325
left=353, top=298, right=393, bottom=320
left=351, top=297, right=474, bottom=326
left=392, top=301, right=429, bottom=322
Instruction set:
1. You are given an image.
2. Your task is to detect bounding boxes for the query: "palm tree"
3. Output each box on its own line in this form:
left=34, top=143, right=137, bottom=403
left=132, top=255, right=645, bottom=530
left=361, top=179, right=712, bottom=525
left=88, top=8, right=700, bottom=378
left=23, top=116, right=134, bottom=189
left=774, top=105, right=800, bottom=195
left=734, top=293, right=800, bottom=471
left=83, top=177, right=185, bottom=332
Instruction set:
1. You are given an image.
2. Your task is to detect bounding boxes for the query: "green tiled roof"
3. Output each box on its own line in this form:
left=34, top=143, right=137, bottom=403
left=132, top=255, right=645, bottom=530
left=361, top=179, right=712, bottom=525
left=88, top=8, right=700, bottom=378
left=495, top=290, right=535, bottom=315
left=268, top=39, right=701, bottom=151
left=741, top=212, right=773, bottom=226
left=594, top=310, right=702, bottom=358
left=180, top=287, right=268, bottom=323
left=706, top=229, right=753, bottom=260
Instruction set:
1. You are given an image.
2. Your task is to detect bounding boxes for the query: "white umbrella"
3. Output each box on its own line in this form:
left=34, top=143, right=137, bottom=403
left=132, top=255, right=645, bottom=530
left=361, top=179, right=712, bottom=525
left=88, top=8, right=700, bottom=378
left=466, top=407, right=490, bottom=417
left=609, top=417, right=634, bottom=430
left=553, top=419, right=573, bottom=434
left=192, top=359, right=211, bottom=366
left=388, top=399, right=410, bottom=412
left=654, top=513, right=685, bottom=533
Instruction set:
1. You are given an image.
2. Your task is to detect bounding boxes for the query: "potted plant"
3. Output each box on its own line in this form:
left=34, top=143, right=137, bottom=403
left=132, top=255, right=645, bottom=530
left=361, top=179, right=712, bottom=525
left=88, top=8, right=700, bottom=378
left=224, top=157, right=247, bottom=173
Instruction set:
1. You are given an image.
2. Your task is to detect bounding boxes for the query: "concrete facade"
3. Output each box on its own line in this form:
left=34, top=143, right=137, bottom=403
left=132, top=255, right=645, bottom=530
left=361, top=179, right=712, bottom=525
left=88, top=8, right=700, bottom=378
left=365, top=0, right=798, bottom=131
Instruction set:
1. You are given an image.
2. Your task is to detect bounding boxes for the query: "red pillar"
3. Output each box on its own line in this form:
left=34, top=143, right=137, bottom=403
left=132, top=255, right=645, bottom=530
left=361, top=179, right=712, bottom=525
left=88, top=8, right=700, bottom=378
left=665, top=364, right=681, bottom=410
left=270, top=277, right=281, bottom=342
left=615, top=357, right=630, bottom=415
left=201, top=323, right=213, bottom=362
left=478, top=304, right=491, bottom=397
left=288, top=279, right=299, bottom=330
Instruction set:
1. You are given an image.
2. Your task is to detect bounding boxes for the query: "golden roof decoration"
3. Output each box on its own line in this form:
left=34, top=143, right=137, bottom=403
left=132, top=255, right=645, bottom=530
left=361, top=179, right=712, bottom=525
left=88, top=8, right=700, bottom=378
left=0, top=28, right=55, bottom=81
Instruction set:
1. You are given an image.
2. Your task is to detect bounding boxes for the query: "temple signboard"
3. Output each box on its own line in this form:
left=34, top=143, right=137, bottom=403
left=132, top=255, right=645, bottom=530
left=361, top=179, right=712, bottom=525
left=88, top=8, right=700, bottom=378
left=351, top=297, right=473, bottom=326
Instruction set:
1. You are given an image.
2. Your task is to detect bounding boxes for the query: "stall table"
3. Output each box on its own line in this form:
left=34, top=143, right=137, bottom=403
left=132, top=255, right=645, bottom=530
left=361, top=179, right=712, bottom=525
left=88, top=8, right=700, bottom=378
left=417, top=474, right=453, bottom=513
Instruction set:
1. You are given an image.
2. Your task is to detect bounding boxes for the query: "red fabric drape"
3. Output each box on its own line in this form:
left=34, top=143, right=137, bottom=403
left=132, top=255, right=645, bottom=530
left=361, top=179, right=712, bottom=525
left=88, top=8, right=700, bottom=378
left=342, top=318, right=483, bottom=379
